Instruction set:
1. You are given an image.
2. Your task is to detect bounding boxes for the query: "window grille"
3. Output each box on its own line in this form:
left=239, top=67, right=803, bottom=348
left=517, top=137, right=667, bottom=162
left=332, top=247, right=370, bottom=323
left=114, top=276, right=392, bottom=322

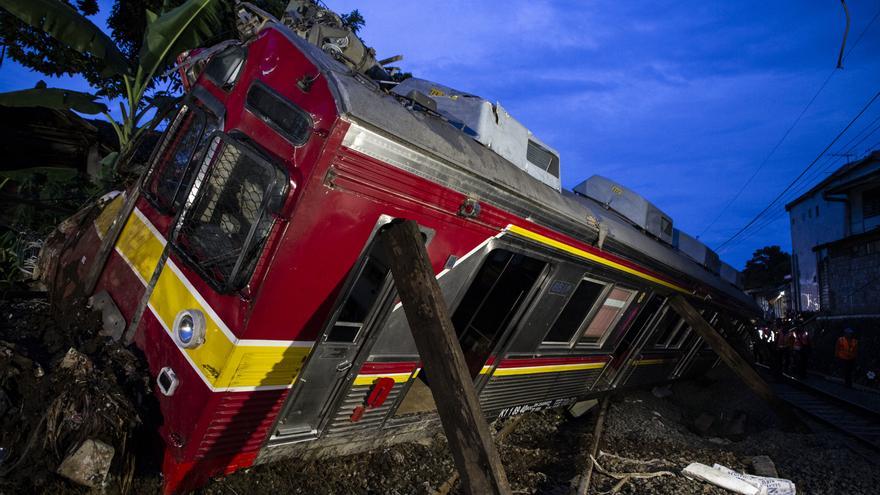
left=144, top=104, right=217, bottom=213
left=175, top=133, right=287, bottom=292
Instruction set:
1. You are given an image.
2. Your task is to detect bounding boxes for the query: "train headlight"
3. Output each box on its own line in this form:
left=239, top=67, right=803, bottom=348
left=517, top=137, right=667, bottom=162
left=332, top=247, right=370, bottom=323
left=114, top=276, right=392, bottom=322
left=173, top=309, right=206, bottom=349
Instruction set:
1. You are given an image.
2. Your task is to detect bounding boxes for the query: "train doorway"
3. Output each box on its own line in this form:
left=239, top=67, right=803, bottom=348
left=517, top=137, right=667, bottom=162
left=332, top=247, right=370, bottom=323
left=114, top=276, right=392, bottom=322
left=274, top=226, right=396, bottom=441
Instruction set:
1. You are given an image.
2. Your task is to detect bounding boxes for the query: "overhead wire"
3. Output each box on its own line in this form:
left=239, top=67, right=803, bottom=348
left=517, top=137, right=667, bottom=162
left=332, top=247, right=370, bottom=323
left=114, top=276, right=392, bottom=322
left=699, top=6, right=880, bottom=240
left=716, top=90, right=880, bottom=253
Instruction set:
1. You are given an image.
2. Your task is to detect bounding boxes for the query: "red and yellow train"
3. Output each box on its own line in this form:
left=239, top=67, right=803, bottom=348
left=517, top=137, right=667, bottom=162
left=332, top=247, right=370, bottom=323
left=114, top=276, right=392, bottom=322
left=55, top=8, right=757, bottom=493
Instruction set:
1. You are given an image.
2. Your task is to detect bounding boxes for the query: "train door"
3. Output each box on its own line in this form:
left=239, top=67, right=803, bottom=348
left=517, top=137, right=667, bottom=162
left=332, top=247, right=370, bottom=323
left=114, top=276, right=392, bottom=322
left=274, top=223, right=398, bottom=441
left=608, top=294, right=667, bottom=388
left=452, top=249, right=549, bottom=384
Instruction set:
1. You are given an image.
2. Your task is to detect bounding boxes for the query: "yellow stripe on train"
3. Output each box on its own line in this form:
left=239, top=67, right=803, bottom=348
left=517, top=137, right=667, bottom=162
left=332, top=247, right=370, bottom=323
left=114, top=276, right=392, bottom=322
left=493, top=361, right=606, bottom=377
left=114, top=208, right=311, bottom=391
left=353, top=372, right=413, bottom=386
left=505, top=225, right=688, bottom=293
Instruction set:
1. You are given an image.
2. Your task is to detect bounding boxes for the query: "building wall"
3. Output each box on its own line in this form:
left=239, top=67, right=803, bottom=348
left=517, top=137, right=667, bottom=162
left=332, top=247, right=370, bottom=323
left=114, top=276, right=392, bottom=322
left=819, top=234, right=880, bottom=315
left=789, top=197, right=846, bottom=311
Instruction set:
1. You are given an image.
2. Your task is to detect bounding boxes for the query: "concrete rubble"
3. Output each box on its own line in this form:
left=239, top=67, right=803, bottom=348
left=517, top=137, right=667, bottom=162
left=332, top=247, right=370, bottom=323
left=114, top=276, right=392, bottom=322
left=56, top=439, right=115, bottom=488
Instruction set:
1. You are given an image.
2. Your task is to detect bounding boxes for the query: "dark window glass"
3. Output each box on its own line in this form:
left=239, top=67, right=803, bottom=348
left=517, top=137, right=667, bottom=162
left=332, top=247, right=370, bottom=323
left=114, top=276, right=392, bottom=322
left=452, top=250, right=546, bottom=377
left=146, top=105, right=216, bottom=212
left=175, top=135, right=287, bottom=292
left=204, top=45, right=246, bottom=90
left=864, top=187, right=880, bottom=218
left=629, top=294, right=664, bottom=337
left=246, top=83, right=311, bottom=145
left=652, top=308, right=683, bottom=348
left=543, top=279, right=606, bottom=343
left=327, top=245, right=391, bottom=343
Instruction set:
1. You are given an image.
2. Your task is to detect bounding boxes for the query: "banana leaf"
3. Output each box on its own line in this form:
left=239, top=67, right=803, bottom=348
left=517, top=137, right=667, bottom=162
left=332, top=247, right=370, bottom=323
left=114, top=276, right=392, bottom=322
left=137, top=0, right=227, bottom=85
left=0, top=87, right=108, bottom=115
left=0, top=0, right=129, bottom=77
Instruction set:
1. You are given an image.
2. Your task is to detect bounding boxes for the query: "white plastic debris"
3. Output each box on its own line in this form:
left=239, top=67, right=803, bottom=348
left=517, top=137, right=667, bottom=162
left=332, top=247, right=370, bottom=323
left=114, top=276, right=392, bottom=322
left=713, top=464, right=796, bottom=495
left=682, top=463, right=796, bottom=495
left=682, top=463, right=766, bottom=495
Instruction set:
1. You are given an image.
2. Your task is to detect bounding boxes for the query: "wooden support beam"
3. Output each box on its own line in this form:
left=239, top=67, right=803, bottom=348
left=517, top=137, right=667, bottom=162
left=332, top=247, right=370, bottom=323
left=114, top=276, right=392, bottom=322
left=667, top=295, right=802, bottom=426
left=382, top=220, right=511, bottom=495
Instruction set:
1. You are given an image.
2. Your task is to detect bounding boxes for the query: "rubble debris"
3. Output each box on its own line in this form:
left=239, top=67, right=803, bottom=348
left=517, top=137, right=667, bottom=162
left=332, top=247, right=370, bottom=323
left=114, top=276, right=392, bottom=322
left=751, top=455, right=779, bottom=478
left=58, top=347, right=93, bottom=373
left=56, top=439, right=115, bottom=488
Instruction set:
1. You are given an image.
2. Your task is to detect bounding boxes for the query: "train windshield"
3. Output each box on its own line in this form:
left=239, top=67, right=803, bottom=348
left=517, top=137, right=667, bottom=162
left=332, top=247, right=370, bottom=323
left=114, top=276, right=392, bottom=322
left=175, top=134, right=287, bottom=292
left=144, top=104, right=218, bottom=213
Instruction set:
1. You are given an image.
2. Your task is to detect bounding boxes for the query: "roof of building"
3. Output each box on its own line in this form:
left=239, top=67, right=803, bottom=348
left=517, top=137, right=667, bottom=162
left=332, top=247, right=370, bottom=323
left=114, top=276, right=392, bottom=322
left=785, top=150, right=880, bottom=211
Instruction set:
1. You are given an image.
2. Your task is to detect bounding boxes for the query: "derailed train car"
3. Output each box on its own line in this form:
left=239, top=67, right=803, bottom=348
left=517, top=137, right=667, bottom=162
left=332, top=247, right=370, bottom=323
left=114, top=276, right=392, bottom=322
left=53, top=5, right=758, bottom=493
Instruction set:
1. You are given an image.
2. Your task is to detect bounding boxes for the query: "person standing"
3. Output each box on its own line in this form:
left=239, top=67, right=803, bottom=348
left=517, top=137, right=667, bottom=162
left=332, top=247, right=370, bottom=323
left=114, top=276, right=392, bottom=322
left=794, top=328, right=811, bottom=379
left=836, top=328, right=858, bottom=388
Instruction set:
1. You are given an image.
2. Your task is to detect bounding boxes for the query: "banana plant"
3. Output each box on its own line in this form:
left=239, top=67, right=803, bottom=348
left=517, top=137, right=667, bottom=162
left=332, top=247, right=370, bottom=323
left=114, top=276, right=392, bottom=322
left=0, top=0, right=228, bottom=171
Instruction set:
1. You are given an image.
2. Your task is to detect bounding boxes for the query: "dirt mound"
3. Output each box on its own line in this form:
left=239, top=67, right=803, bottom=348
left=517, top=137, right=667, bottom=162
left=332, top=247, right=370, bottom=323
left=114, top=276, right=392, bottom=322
left=0, top=297, right=159, bottom=493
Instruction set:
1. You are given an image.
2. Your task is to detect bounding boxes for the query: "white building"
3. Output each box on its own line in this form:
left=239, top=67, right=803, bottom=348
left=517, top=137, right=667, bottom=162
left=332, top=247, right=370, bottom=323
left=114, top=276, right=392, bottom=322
left=785, top=151, right=880, bottom=315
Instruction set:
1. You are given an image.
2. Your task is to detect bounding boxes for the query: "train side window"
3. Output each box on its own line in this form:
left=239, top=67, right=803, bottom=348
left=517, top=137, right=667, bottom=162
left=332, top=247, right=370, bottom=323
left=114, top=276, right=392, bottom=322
left=144, top=104, right=217, bottom=213
left=204, top=44, right=246, bottom=91
left=452, top=249, right=547, bottom=377
left=543, top=278, right=608, bottom=344
left=175, top=133, right=288, bottom=293
left=580, top=286, right=637, bottom=344
left=326, top=245, right=391, bottom=343
left=246, top=82, right=312, bottom=145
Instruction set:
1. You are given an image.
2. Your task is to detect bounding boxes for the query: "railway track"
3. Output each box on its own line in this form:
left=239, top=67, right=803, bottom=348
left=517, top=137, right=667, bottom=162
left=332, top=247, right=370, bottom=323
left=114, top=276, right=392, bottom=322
left=766, top=373, right=880, bottom=450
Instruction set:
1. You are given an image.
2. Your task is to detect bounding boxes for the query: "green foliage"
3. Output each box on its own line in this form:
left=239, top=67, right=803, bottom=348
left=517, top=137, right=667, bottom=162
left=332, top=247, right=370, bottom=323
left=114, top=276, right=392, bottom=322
left=340, top=9, right=365, bottom=34
left=743, top=245, right=791, bottom=290
left=0, top=0, right=129, bottom=76
left=0, top=0, right=228, bottom=179
left=0, top=82, right=108, bottom=114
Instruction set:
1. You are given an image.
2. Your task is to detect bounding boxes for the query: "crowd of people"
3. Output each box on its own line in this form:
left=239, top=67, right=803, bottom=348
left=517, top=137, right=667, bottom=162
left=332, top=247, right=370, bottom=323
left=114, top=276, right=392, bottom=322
left=753, top=317, right=862, bottom=388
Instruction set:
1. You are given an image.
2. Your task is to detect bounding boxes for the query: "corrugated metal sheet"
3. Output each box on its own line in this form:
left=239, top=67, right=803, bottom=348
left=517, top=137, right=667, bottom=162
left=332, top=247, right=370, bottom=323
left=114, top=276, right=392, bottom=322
left=323, top=382, right=405, bottom=438
left=196, top=391, right=286, bottom=459
left=479, top=368, right=602, bottom=416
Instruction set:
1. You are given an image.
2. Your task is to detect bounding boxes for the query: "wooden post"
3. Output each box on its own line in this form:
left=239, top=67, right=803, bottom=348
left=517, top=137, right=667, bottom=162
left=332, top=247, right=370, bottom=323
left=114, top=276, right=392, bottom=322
left=667, top=295, right=802, bottom=426
left=83, top=180, right=142, bottom=295
left=382, top=220, right=511, bottom=495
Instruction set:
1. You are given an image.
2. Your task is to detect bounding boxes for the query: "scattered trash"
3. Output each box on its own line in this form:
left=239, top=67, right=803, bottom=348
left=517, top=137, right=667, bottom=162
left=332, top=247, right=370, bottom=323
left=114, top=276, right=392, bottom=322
left=33, top=363, right=44, bottom=378
left=713, top=464, right=796, bottom=495
left=751, top=455, right=779, bottom=478
left=58, top=347, right=93, bottom=373
left=682, top=462, right=764, bottom=495
left=590, top=454, right=676, bottom=494
left=682, top=462, right=796, bottom=495
left=56, top=439, right=115, bottom=488
left=651, top=385, right=673, bottom=398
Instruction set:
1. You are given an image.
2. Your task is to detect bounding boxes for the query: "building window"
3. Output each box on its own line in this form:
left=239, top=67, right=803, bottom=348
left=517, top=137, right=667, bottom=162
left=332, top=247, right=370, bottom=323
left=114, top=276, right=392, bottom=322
left=864, top=187, right=880, bottom=219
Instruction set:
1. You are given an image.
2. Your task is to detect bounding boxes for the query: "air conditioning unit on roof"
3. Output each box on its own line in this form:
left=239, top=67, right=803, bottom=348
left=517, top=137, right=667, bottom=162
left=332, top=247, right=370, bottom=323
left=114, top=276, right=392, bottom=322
left=572, top=175, right=674, bottom=245
left=392, top=78, right=561, bottom=191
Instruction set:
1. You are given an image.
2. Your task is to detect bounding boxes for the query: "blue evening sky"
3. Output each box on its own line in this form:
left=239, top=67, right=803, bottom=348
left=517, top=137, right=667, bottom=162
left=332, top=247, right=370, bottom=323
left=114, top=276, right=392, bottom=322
left=2, top=1, right=879, bottom=269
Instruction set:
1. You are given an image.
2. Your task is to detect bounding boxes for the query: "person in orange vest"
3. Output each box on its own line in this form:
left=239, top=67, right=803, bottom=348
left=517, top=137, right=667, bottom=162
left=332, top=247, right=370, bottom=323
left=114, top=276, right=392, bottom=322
left=836, top=328, right=858, bottom=388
